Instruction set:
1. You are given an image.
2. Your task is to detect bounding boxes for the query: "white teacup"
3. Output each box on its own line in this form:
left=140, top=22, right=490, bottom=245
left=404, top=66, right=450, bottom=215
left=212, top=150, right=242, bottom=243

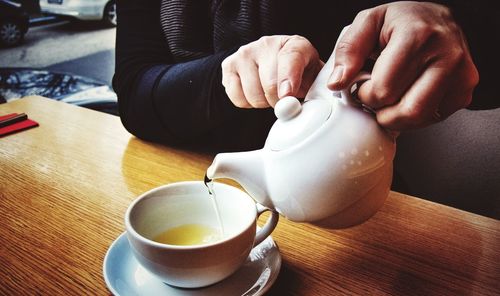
left=125, top=181, right=279, bottom=288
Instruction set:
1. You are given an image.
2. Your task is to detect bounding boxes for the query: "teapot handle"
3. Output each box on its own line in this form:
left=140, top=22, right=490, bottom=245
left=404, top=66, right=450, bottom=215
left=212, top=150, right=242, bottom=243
left=340, top=72, right=372, bottom=110
left=340, top=72, right=400, bottom=138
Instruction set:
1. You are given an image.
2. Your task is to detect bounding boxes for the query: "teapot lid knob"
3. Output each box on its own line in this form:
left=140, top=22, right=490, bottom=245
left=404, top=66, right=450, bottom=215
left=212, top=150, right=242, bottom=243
left=275, top=96, right=302, bottom=120
left=266, top=97, right=332, bottom=151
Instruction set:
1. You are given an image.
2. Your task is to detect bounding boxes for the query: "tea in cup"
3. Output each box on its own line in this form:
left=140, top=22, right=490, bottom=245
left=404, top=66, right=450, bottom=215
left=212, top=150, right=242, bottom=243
left=125, top=181, right=279, bottom=288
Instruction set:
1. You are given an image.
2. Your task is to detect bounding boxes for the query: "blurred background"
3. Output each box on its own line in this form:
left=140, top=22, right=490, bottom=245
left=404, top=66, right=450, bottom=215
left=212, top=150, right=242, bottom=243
left=0, top=0, right=117, bottom=114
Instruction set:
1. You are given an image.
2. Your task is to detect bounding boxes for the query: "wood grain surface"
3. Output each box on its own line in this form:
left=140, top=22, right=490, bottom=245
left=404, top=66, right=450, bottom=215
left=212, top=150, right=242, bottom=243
left=0, top=96, right=498, bottom=295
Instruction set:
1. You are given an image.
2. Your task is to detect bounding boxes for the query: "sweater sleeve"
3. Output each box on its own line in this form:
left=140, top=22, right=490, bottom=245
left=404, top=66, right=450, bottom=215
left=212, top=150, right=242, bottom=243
left=113, top=0, right=275, bottom=150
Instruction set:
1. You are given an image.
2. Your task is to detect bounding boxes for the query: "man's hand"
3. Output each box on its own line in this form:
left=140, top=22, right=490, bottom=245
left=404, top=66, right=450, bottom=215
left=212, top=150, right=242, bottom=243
left=328, top=1, right=479, bottom=130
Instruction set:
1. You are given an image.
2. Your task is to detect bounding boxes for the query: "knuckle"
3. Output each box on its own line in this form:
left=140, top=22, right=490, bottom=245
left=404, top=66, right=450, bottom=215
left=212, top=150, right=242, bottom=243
left=460, top=60, right=480, bottom=91
left=444, top=49, right=479, bottom=91
left=362, top=79, right=400, bottom=108
left=280, top=35, right=310, bottom=52
left=371, top=85, right=396, bottom=105
left=237, top=44, right=254, bottom=58
left=412, top=20, right=433, bottom=34
left=278, top=49, right=308, bottom=70
left=258, top=35, right=276, bottom=47
left=448, top=47, right=466, bottom=63
left=399, top=103, right=426, bottom=127
left=443, top=44, right=468, bottom=66
left=258, top=35, right=272, bottom=43
left=279, top=35, right=317, bottom=65
left=406, top=18, right=453, bottom=45
left=222, top=71, right=238, bottom=88
left=288, top=34, right=308, bottom=43
left=437, top=3, right=453, bottom=16
left=412, top=22, right=444, bottom=43
left=221, top=75, right=230, bottom=88
left=281, top=34, right=307, bottom=45
left=468, top=65, right=480, bottom=89
left=459, top=56, right=479, bottom=90
left=221, top=56, right=235, bottom=72
left=355, top=8, right=375, bottom=22
left=401, top=104, right=420, bottom=121
left=335, top=40, right=358, bottom=55
left=387, top=104, right=426, bottom=129
left=221, top=76, right=228, bottom=88
left=278, top=46, right=302, bottom=59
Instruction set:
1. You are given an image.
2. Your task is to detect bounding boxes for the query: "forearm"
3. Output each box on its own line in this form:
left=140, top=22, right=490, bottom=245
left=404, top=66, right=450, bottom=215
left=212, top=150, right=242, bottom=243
left=113, top=0, right=173, bottom=142
left=114, top=0, right=278, bottom=150
left=116, top=49, right=276, bottom=149
left=152, top=50, right=238, bottom=142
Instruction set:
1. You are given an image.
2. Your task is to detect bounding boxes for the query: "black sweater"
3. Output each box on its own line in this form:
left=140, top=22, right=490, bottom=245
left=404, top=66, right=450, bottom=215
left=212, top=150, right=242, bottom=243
left=113, top=0, right=499, bottom=151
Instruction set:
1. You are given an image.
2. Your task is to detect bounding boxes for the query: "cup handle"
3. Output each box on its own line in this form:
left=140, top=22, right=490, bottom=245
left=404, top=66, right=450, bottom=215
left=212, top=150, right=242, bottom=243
left=254, top=203, right=279, bottom=246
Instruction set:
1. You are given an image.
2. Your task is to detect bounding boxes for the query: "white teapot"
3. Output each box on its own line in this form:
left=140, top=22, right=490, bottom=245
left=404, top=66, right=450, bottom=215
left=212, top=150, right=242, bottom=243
left=207, top=30, right=396, bottom=229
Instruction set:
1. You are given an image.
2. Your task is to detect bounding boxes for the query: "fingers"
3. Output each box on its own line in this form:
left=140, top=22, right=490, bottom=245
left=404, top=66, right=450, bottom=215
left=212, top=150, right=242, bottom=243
left=328, top=7, right=385, bottom=90
left=222, top=44, right=268, bottom=108
left=222, top=35, right=321, bottom=109
left=357, top=28, right=425, bottom=109
left=374, top=66, right=447, bottom=130
left=277, top=36, right=321, bottom=99
left=373, top=63, right=474, bottom=130
left=328, top=2, right=479, bottom=131
left=222, top=71, right=250, bottom=108
left=238, top=59, right=268, bottom=108
left=258, top=49, right=279, bottom=106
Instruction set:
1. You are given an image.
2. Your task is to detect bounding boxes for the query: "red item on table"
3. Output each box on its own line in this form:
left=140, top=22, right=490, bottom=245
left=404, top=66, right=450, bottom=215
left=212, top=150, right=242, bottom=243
left=0, top=113, right=39, bottom=137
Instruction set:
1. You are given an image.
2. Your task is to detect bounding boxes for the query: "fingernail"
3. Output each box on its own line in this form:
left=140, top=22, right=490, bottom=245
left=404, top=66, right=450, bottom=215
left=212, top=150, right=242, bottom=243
left=279, top=80, right=292, bottom=98
left=329, top=65, right=344, bottom=87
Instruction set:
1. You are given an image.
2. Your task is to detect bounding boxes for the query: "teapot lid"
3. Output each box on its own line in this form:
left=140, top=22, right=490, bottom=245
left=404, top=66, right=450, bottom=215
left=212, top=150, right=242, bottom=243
left=266, top=96, right=332, bottom=151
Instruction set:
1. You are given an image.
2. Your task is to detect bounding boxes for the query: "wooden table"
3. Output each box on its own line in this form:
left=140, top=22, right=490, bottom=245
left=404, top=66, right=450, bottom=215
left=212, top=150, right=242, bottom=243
left=1, top=96, right=499, bottom=295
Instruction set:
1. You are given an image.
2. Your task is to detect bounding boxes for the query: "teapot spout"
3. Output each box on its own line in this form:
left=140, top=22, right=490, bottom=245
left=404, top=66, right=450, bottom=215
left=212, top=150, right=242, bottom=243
left=206, top=150, right=273, bottom=209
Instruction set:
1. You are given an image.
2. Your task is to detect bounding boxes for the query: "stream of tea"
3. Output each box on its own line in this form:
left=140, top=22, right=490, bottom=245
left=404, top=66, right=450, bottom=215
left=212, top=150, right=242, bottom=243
left=204, top=174, right=225, bottom=237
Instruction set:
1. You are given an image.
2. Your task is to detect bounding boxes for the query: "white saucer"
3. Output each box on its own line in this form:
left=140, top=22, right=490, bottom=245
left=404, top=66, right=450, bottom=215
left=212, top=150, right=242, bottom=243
left=103, top=232, right=281, bottom=296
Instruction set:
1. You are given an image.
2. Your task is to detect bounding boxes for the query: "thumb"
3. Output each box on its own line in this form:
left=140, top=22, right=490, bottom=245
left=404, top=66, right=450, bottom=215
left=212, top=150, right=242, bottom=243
left=328, top=8, right=386, bottom=90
